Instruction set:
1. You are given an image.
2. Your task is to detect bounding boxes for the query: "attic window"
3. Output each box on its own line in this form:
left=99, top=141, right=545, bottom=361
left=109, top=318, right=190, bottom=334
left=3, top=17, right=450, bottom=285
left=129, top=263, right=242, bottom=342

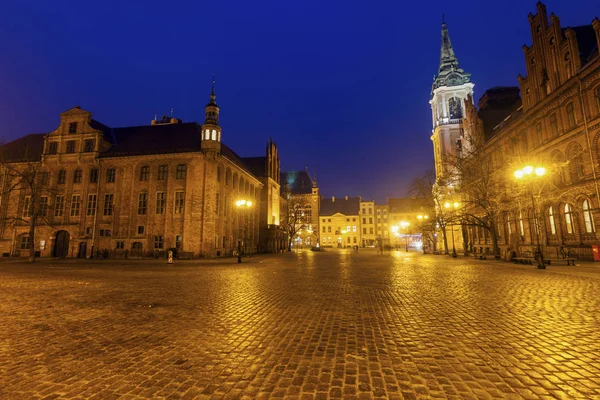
left=68, top=122, right=78, bottom=134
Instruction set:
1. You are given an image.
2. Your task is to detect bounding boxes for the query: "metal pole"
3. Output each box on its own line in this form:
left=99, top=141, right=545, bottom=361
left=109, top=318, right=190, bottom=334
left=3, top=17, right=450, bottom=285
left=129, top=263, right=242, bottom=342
left=531, top=182, right=545, bottom=269
left=451, top=225, right=457, bottom=258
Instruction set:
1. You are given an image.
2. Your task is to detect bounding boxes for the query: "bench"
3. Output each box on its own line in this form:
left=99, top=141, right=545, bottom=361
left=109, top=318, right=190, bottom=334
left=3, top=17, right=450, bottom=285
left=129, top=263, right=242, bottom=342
left=178, top=252, right=194, bottom=260
left=513, top=257, right=535, bottom=264
left=545, top=258, right=576, bottom=266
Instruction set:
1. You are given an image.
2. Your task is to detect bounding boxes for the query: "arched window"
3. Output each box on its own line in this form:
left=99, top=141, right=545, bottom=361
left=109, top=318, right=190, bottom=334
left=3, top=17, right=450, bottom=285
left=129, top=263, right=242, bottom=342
left=551, top=152, right=565, bottom=186
left=232, top=173, right=238, bottom=190
left=448, top=97, right=463, bottom=119
left=583, top=199, right=595, bottom=233
left=567, top=143, right=585, bottom=182
left=595, top=86, right=600, bottom=114
left=239, top=177, right=245, bottom=193
left=518, top=211, right=525, bottom=236
left=548, top=206, right=556, bottom=235
left=564, top=204, right=574, bottom=234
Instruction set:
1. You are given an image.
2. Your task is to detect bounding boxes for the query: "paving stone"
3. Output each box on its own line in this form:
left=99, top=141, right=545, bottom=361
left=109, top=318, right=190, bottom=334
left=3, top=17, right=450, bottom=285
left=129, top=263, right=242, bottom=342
left=1, top=252, right=600, bottom=398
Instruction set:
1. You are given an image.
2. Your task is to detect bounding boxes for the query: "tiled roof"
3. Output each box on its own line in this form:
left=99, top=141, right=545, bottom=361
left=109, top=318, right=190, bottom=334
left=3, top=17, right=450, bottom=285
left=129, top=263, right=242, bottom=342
left=99, top=122, right=202, bottom=157
left=564, top=25, right=598, bottom=65
left=387, top=198, right=429, bottom=213
left=320, top=197, right=360, bottom=216
left=1, top=121, right=260, bottom=180
left=281, top=171, right=314, bottom=194
left=243, top=157, right=266, bottom=177
left=0, top=134, right=45, bottom=163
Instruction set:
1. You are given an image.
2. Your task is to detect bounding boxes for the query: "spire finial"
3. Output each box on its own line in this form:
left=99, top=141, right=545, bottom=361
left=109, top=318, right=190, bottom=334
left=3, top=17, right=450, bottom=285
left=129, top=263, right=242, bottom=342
left=442, top=14, right=445, bottom=25
left=211, top=73, right=215, bottom=95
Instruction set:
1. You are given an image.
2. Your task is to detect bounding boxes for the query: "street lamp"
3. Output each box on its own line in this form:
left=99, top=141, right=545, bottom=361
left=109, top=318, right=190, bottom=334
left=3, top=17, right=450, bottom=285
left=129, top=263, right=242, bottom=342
left=417, top=215, right=429, bottom=253
left=514, top=165, right=546, bottom=269
left=444, top=202, right=460, bottom=258
left=235, top=199, right=253, bottom=262
left=399, top=221, right=410, bottom=252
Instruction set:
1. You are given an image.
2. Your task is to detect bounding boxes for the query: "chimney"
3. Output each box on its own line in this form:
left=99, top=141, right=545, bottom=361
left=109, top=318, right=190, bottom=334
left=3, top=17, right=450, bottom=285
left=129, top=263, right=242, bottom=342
left=332, top=196, right=335, bottom=202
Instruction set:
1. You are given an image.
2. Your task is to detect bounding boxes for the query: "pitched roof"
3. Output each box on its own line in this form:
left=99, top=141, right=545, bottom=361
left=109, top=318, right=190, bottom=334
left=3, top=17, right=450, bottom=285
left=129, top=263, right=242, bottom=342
left=387, top=197, right=429, bottom=213
left=320, top=196, right=360, bottom=216
left=99, top=122, right=202, bottom=157
left=0, top=134, right=45, bottom=163
left=564, top=25, right=599, bottom=65
left=281, top=170, right=314, bottom=194
left=243, top=157, right=267, bottom=177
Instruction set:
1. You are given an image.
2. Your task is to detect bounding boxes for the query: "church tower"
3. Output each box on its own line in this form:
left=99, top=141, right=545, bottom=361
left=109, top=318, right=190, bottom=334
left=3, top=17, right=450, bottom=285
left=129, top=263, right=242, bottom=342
left=201, top=79, right=221, bottom=156
left=429, top=20, right=474, bottom=185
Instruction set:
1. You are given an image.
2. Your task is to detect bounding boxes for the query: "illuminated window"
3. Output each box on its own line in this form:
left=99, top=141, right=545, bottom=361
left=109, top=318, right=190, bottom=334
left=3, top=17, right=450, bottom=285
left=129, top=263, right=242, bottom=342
left=103, top=194, right=113, bottom=216
left=139, top=166, right=150, bottom=181
left=70, top=195, right=81, bottom=217
left=566, top=102, right=575, bottom=127
left=84, top=139, right=95, bottom=152
left=48, top=142, right=58, bottom=154
left=138, top=193, right=148, bottom=215
left=176, top=164, right=187, bottom=180
left=22, top=196, right=32, bottom=217
left=549, top=114, right=558, bottom=137
left=54, top=196, right=65, bottom=217
left=518, top=211, right=524, bottom=235
left=20, top=235, right=31, bottom=249
left=158, top=165, right=168, bottom=180
left=156, top=192, right=166, bottom=214
left=106, top=168, right=115, bottom=183
left=174, top=191, right=185, bottom=214
left=548, top=206, right=556, bottom=235
left=564, top=204, right=574, bottom=234
left=86, top=194, right=97, bottom=216
left=583, top=200, right=595, bottom=233
left=73, top=169, right=82, bottom=183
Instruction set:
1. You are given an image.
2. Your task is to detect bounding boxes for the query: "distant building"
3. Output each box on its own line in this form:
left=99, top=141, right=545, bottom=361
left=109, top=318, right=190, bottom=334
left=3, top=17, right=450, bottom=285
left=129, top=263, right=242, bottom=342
left=432, top=3, right=600, bottom=260
left=319, top=196, right=360, bottom=247
left=281, top=169, right=320, bottom=248
left=359, top=200, right=376, bottom=247
left=0, top=87, right=282, bottom=258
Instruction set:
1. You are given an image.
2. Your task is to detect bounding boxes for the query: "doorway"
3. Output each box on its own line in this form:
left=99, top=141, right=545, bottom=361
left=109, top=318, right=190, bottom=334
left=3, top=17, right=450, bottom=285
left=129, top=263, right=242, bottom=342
left=54, top=230, right=70, bottom=258
left=77, top=242, right=87, bottom=258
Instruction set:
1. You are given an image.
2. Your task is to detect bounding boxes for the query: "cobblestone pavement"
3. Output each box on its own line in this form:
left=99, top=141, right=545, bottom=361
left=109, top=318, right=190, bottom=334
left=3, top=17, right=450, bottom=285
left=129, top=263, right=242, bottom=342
left=1, top=250, right=600, bottom=399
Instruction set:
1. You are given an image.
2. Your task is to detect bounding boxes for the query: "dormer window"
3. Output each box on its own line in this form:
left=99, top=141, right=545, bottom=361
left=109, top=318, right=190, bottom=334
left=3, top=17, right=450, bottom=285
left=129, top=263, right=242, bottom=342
left=68, top=122, right=78, bottom=134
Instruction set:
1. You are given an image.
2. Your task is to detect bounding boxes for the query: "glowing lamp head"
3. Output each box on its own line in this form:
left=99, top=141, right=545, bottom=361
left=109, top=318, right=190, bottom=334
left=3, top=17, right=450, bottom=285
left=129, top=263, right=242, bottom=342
left=535, top=167, right=546, bottom=176
left=523, top=165, right=533, bottom=175
left=514, top=170, right=524, bottom=179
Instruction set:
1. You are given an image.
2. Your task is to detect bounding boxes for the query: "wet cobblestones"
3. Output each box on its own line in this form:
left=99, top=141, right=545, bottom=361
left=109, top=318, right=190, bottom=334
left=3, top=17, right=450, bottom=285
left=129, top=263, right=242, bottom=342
left=1, top=250, right=599, bottom=399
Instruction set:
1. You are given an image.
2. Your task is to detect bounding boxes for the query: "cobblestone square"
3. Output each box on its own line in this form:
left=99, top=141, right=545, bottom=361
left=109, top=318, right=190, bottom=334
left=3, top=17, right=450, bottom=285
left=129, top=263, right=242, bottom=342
left=1, top=250, right=600, bottom=399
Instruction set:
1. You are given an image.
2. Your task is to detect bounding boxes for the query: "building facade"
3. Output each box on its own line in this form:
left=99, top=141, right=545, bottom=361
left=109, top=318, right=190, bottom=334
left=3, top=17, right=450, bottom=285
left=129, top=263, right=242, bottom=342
left=0, top=88, right=282, bottom=258
left=280, top=169, right=320, bottom=248
left=319, top=196, right=360, bottom=248
left=359, top=200, right=376, bottom=247
left=437, top=3, right=600, bottom=260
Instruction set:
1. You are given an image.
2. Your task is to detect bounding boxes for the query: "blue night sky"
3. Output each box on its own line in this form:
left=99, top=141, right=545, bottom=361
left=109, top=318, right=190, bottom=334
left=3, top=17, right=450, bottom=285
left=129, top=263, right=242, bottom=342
left=0, top=0, right=598, bottom=203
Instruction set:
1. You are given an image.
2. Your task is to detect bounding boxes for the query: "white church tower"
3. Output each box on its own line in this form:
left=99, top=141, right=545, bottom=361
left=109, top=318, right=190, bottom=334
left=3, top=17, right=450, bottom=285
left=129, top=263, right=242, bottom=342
left=429, top=19, right=474, bottom=186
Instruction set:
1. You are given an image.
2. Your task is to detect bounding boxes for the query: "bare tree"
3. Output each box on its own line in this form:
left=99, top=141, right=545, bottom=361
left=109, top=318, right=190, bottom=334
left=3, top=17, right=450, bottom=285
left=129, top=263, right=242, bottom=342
left=1, top=158, right=54, bottom=263
left=281, top=197, right=309, bottom=251
left=408, top=170, right=453, bottom=254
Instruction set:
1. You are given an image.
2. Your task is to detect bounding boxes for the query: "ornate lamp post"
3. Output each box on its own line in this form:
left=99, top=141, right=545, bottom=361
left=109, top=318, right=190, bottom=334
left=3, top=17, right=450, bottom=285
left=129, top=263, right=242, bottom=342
left=235, top=199, right=253, bottom=262
left=399, top=221, right=410, bottom=252
left=514, top=166, right=546, bottom=269
left=417, top=214, right=429, bottom=253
